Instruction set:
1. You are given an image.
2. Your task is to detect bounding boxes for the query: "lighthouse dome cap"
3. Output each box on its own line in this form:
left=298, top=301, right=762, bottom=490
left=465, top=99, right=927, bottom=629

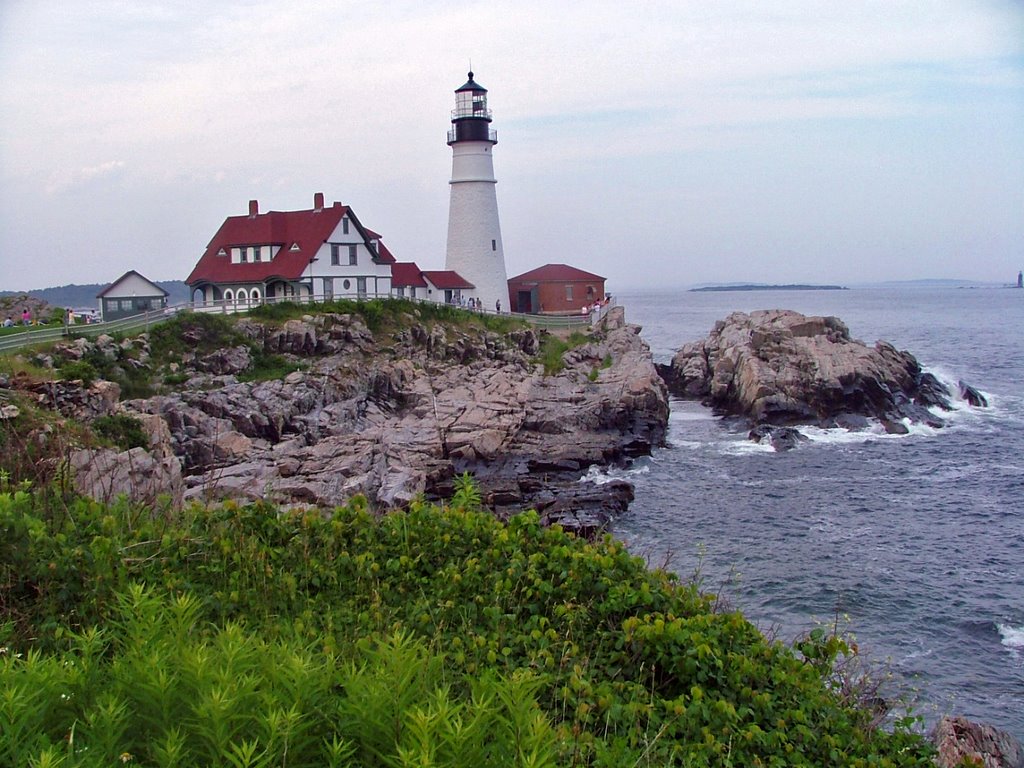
left=455, top=71, right=487, bottom=92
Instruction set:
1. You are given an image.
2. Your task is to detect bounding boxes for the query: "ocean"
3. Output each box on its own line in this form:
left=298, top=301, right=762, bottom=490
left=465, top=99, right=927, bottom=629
left=605, top=285, right=1024, bottom=739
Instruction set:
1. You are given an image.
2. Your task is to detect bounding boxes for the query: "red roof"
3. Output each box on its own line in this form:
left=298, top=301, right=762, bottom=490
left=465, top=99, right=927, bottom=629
left=186, top=198, right=394, bottom=285
left=422, top=270, right=474, bottom=290
left=375, top=240, right=397, bottom=265
left=391, top=261, right=429, bottom=288
left=508, top=263, right=605, bottom=283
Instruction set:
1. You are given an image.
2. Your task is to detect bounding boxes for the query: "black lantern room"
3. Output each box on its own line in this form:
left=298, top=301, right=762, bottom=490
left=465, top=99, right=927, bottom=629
left=448, top=71, right=497, bottom=145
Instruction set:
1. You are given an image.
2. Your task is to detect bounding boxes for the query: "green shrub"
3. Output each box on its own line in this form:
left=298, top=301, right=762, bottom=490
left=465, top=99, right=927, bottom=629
left=58, top=360, right=98, bottom=385
left=92, top=413, right=148, bottom=451
left=0, top=489, right=934, bottom=766
left=0, top=586, right=558, bottom=768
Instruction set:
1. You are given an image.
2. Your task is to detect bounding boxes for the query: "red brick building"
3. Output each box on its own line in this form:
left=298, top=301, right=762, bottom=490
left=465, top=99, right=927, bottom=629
left=507, top=264, right=606, bottom=314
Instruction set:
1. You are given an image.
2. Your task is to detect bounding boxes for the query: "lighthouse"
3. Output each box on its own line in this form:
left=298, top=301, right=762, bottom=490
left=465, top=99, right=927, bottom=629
left=445, top=71, right=508, bottom=311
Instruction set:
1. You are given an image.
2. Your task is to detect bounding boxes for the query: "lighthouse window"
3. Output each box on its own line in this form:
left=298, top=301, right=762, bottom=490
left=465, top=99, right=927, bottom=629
left=491, top=239, right=496, bottom=251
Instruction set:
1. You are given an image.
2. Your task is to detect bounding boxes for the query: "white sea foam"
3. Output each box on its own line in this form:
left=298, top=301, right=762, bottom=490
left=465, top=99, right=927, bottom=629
left=997, top=623, right=1024, bottom=650
left=580, top=464, right=650, bottom=486
left=669, top=439, right=704, bottom=450
left=720, top=439, right=774, bottom=455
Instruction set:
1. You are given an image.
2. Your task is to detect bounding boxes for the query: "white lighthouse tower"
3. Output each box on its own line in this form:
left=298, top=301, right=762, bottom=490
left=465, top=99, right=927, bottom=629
left=445, top=71, right=508, bottom=311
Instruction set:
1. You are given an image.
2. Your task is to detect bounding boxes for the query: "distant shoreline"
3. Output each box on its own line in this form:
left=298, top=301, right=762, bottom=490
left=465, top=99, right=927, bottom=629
left=690, top=284, right=848, bottom=293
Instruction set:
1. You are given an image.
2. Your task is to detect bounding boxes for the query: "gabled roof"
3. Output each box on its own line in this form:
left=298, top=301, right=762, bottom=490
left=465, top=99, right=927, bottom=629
left=391, top=262, right=429, bottom=288
left=364, top=229, right=397, bottom=264
left=508, top=263, right=605, bottom=283
left=97, top=270, right=169, bottom=298
left=422, top=270, right=475, bottom=290
left=186, top=197, right=395, bottom=286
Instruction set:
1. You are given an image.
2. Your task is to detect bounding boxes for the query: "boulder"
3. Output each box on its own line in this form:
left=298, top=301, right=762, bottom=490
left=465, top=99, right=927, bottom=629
left=931, top=716, right=1024, bottom=768
left=70, top=446, right=184, bottom=508
left=959, top=380, right=989, bottom=408
left=748, top=424, right=809, bottom=452
left=659, top=310, right=984, bottom=436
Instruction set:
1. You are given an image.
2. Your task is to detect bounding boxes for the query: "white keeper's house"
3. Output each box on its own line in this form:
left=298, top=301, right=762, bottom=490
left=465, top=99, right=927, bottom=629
left=186, top=193, right=395, bottom=307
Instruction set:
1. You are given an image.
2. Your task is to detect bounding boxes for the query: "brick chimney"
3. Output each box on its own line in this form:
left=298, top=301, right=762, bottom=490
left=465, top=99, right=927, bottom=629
left=248, top=199, right=259, bottom=217
left=313, top=192, right=324, bottom=211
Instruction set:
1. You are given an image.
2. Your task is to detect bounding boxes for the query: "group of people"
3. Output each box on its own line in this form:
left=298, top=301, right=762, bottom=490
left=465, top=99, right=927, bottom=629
left=2, top=308, right=33, bottom=327
left=447, top=295, right=503, bottom=314
left=580, top=295, right=612, bottom=317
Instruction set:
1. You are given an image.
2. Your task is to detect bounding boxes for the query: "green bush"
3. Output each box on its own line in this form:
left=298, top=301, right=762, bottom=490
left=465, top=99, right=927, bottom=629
left=0, top=587, right=557, bottom=768
left=58, top=360, right=98, bottom=386
left=0, top=490, right=934, bottom=766
left=92, top=414, right=148, bottom=451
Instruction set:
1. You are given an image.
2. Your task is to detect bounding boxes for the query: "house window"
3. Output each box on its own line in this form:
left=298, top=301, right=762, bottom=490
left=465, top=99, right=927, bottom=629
left=331, top=244, right=341, bottom=266
left=565, top=285, right=573, bottom=301
left=343, top=279, right=351, bottom=290
left=253, top=246, right=261, bottom=263
left=357, top=277, right=367, bottom=298
left=409, top=287, right=416, bottom=299
left=240, top=247, right=248, bottom=263
left=342, top=218, right=349, bottom=235
left=323, top=278, right=333, bottom=300
left=348, top=245, right=357, bottom=266
left=395, top=286, right=405, bottom=297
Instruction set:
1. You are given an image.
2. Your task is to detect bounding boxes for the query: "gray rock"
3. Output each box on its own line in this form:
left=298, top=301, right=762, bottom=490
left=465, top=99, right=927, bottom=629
left=958, top=380, right=989, bottom=408
left=82, top=306, right=669, bottom=533
left=660, top=310, right=959, bottom=435
left=931, top=715, right=1024, bottom=768
left=70, top=446, right=183, bottom=508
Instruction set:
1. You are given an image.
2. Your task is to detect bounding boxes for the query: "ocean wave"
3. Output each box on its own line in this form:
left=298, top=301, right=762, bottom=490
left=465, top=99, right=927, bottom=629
left=998, top=623, right=1024, bottom=650
left=580, top=463, right=650, bottom=486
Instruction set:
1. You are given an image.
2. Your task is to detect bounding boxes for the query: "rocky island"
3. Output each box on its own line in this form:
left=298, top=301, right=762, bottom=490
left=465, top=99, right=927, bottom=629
left=658, top=309, right=987, bottom=449
left=4, top=302, right=667, bottom=535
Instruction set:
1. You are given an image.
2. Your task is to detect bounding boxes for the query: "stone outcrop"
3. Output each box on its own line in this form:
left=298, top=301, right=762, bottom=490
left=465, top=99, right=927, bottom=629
left=38, top=305, right=666, bottom=533
left=931, top=716, right=1024, bottom=768
left=69, top=446, right=184, bottom=508
left=658, top=310, right=984, bottom=438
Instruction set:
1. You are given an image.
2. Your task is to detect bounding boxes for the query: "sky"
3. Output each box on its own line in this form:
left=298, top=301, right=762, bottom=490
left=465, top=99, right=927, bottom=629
left=1, top=1, right=1022, bottom=292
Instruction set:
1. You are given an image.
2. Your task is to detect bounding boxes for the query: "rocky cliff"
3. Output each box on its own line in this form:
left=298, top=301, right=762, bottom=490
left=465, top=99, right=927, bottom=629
left=658, top=309, right=985, bottom=444
left=19, top=305, right=667, bottom=533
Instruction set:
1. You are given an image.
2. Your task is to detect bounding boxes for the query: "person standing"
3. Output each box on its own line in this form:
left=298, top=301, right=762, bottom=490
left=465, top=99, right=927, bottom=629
left=495, top=299, right=501, bottom=314
left=21, top=308, right=31, bottom=325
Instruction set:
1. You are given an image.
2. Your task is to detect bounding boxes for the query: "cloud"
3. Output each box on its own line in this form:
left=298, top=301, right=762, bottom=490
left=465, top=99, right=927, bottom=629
left=0, top=0, right=1022, bottom=289
left=45, top=160, right=127, bottom=195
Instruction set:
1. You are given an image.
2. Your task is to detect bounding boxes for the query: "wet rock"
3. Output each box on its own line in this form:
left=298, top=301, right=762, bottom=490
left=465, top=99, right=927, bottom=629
left=959, top=380, right=989, bottom=408
left=748, top=424, right=809, bottom=451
